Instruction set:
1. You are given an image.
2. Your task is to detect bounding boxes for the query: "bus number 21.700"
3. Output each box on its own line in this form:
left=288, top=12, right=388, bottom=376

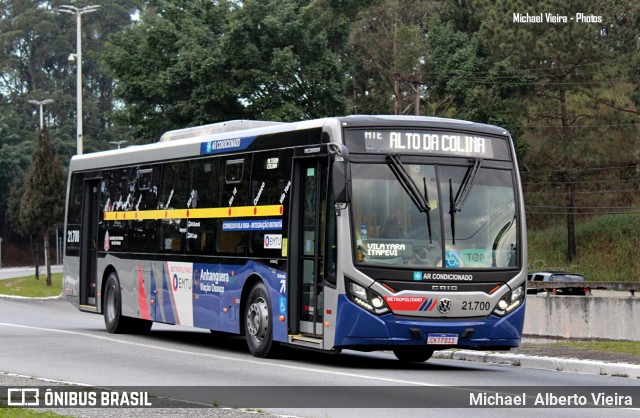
left=67, top=230, right=80, bottom=244
left=461, top=301, right=490, bottom=311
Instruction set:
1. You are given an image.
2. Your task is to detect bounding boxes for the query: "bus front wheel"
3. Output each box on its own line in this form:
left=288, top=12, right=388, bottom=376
left=103, top=272, right=151, bottom=334
left=392, top=347, right=434, bottom=362
left=244, top=282, right=278, bottom=358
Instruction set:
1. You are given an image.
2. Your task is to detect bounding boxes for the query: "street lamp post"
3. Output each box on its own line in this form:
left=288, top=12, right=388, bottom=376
left=27, top=99, right=54, bottom=130
left=58, top=4, right=100, bottom=155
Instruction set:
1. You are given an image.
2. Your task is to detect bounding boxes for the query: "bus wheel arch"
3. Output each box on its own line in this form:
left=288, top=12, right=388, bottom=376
left=242, top=276, right=279, bottom=358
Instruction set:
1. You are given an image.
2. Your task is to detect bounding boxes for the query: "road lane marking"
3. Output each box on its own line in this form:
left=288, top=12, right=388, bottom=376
left=2, top=322, right=638, bottom=412
left=0, top=371, right=90, bottom=386
left=0, top=322, right=438, bottom=387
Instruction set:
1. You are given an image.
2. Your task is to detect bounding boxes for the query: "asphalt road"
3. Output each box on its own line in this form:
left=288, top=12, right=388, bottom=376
left=0, top=298, right=638, bottom=417
left=0, top=265, right=62, bottom=280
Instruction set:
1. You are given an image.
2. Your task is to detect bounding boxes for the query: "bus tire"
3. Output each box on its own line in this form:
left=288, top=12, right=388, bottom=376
left=104, top=272, right=127, bottom=333
left=244, top=282, right=278, bottom=358
left=103, top=272, right=152, bottom=334
left=392, top=347, right=434, bottom=362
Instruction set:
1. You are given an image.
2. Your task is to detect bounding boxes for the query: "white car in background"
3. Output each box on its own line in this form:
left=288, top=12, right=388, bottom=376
left=527, top=272, right=591, bottom=296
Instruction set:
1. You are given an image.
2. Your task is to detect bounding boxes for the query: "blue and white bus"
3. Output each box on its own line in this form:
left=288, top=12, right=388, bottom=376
left=63, top=115, right=526, bottom=361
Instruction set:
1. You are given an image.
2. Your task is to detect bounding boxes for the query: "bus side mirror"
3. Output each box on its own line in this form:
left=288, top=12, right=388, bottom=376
left=332, top=160, right=350, bottom=204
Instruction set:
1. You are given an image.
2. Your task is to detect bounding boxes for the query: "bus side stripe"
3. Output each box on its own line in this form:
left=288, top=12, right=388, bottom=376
left=162, top=263, right=176, bottom=324
left=103, top=205, right=283, bottom=221
left=137, top=264, right=151, bottom=320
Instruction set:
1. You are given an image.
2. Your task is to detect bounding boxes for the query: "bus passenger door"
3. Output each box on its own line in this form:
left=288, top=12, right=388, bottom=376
left=79, top=179, right=100, bottom=308
left=289, top=157, right=328, bottom=338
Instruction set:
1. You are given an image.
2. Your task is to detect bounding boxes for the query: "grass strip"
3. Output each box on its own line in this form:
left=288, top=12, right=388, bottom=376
left=553, top=340, right=640, bottom=356
left=0, top=408, right=69, bottom=417
left=0, top=273, right=62, bottom=298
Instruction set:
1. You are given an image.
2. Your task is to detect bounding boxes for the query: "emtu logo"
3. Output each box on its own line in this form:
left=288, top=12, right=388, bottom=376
left=172, top=274, right=191, bottom=291
left=264, top=234, right=282, bottom=249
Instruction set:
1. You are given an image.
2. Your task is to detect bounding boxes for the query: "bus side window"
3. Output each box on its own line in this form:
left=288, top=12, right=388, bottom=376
left=248, top=149, right=293, bottom=257
left=67, top=174, right=83, bottom=224
left=99, top=168, right=132, bottom=252
left=129, top=166, right=160, bottom=253
left=159, top=161, right=190, bottom=253
left=188, top=157, right=219, bottom=254
left=217, top=156, right=251, bottom=255
left=65, top=174, right=83, bottom=254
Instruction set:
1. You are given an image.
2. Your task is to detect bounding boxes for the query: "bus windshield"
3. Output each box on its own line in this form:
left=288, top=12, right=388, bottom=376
left=351, top=161, right=518, bottom=270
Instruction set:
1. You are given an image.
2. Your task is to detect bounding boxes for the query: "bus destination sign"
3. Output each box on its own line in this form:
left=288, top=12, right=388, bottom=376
left=344, top=129, right=511, bottom=160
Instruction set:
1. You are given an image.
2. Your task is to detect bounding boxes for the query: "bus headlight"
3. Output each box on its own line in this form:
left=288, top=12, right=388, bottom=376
left=492, top=285, right=525, bottom=317
left=511, top=286, right=523, bottom=302
left=348, top=280, right=390, bottom=315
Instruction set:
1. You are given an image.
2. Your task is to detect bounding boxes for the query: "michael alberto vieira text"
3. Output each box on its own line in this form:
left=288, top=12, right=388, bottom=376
left=470, top=392, right=633, bottom=407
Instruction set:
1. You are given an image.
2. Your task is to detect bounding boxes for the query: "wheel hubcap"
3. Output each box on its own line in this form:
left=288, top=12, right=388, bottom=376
left=246, top=297, right=269, bottom=342
left=106, top=285, right=116, bottom=322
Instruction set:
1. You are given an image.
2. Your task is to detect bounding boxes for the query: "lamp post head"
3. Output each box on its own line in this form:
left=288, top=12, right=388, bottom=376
left=28, top=99, right=54, bottom=106
left=58, top=4, right=101, bottom=15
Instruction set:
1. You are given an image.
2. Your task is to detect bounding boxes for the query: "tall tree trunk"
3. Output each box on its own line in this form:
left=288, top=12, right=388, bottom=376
left=559, top=85, right=576, bottom=261
left=414, top=83, right=420, bottom=116
left=31, top=234, right=40, bottom=280
left=44, top=230, right=51, bottom=286
left=392, top=16, right=400, bottom=115
left=394, top=77, right=401, bottom=115
left=565, top=181, right=576, bottom=261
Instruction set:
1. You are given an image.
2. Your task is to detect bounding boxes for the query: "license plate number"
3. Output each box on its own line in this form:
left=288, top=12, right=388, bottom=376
left=427, top=333, right=458, bottom=345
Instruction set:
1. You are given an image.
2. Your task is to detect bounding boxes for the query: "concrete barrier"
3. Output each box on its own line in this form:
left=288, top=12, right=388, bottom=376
left=523, top=295, right=640, bottom=341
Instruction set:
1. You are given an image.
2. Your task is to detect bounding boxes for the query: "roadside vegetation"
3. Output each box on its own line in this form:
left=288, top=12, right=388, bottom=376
left=528, top=214, right=640, bottom=282
left=0, top=409, right=67, bottom=417
left=555, top=340, right=640, bottom=357
left=0, top=273, right=62, bottom=298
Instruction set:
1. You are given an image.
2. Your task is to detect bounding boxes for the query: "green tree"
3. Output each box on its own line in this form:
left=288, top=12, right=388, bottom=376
left=0, top=0, right=139, bottom=257
left=19, top=126, right=65, bottom=285
left=102, top=0, right=245, bottom=142
left=348, top=0, right=444, bottom=115
left=422, top=16, right=531, bottom=147
left=348, top=4, right=530, bottom=156
left=223, top=0, right=348, bottom=121
left=103, top=0, right=348, bottom=142
left=473, top=0, right=639, bottom=261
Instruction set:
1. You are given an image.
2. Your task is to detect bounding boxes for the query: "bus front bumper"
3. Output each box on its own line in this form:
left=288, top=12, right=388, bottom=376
left=333, top=295, right=525, bottom=350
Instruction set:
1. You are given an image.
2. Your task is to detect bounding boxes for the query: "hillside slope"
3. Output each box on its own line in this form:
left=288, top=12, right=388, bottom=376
left=527, top=214, right=640, bottom=282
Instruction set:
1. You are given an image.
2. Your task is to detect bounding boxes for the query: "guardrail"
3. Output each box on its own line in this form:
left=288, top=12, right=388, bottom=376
left=527, top=281, right=639, bottom=296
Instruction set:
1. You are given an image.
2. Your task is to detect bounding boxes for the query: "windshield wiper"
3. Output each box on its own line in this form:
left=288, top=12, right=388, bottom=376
left=449, top=158, right=483, bottom=245
left=386, top=154, right=432, bottom=243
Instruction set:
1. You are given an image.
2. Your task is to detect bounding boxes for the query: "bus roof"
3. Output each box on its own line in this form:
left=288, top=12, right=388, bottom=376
left=69, top=115, right=510, bottom=172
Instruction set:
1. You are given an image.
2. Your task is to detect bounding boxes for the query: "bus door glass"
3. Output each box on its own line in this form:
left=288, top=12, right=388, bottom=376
left=293, top=158, right=328, bottom=336
left=80, top=178, right=100, bottom=307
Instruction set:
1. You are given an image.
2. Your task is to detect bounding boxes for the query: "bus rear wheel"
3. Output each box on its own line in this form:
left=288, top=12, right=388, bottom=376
left=244, top=282, right=278, bottom=358
left=392, top=347, right=434, bottom=362
left=103, top=272, right=152, bottom=334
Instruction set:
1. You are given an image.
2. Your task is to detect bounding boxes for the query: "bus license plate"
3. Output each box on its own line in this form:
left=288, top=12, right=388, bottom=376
left=427, top=333, right=458, bottom=345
